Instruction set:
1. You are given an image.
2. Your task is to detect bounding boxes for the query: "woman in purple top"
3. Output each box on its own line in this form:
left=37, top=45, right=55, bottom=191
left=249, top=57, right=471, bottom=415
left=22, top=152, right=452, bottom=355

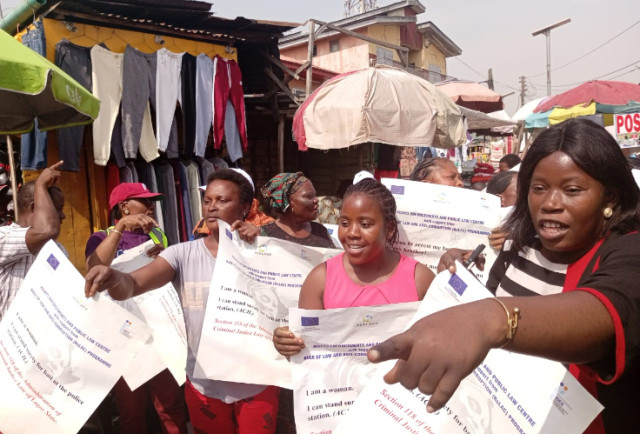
left=84, top=182, right=187, bottom=434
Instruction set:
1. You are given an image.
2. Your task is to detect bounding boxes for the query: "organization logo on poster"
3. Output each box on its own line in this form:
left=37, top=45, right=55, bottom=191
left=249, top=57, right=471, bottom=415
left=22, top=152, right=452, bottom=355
left=435, top=191, right=450, bottom=204
left=119, top=319, right=134, bottom=338
left=300, top=248, right=311, bottom=261
left=356, top=313, right=378, bottom=327
left=551, top=381, right=573, bottom=416
left=256, top=244, right=271, bottom=256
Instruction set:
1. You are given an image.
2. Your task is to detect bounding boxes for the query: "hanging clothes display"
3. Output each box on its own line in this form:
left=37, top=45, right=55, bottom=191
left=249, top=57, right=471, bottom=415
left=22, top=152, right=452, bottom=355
left=121, top=45, right=159, bottom=162
left=181, top=53, right=198, bottom=158
left=135, top=160, right=165, bottom=231
left=223, top=100, right=243, bottom=163
left=156, top=48, right=184, bottom=152
left=21, top=21, right=48, bottom=171
left=178, top=161, right=194, bottom=239
left=170, top=162, right=189, bottom=242
left=154, top=163, right=180, bottom=246
left=195, top=54, right=214, bottom=158
left=186, top=162, right=203, bottom=226
left=399, top=147, right=417, bottom=178
left=90, top=45, right=124, bottom=166
left=47, top=34, right=250, bottom=244
left=54, top=40, right=93, bottom=172
left=197, top=158, right=215, bottom=186
left=212, top=56, right=248, bottom=154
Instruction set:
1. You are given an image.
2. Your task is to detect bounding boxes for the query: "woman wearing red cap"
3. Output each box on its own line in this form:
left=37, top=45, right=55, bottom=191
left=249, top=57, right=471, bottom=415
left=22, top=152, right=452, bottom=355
left=85, top=182, right=187, bottom=434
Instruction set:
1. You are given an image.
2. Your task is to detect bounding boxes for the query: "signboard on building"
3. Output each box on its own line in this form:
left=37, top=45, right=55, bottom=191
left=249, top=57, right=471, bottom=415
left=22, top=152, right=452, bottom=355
left=614, top=113, right=640, bottom=148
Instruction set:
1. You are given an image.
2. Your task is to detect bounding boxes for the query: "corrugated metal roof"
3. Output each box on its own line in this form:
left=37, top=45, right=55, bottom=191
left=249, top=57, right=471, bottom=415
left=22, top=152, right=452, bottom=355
left=46, top=0, right=295, bottom=44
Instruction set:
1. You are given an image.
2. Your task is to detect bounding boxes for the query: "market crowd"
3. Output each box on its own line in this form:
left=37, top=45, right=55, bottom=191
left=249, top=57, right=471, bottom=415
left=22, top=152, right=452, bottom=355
left=1, top=118, right=639, bottom=434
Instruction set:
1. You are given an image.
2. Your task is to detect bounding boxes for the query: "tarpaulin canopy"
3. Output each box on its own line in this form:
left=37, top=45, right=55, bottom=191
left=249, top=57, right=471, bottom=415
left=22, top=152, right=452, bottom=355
left=459, top=107, right=516, bottom=133
left=436, top=79, right=504, bottom=113
left=293, top=65, right=466, bottom=150
left=535, top=80, right=640, bottom=113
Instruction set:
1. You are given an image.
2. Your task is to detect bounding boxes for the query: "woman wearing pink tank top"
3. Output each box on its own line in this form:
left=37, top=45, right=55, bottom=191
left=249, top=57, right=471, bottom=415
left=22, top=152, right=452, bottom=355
left=274, top=178, right=435, bottom=357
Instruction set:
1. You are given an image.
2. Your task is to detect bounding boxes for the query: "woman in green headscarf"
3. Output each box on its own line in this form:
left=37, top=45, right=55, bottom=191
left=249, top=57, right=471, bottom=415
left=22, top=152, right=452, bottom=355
left=260, top=172, right=335, bottom=248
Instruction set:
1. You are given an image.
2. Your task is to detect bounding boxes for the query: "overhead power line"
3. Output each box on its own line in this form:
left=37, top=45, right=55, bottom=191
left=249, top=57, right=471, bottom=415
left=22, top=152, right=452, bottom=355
left=453, top=58, right=520, bottom=92
left=537, top=58, right=640, bottom=88
left=527, top=18, right=640, bottom=78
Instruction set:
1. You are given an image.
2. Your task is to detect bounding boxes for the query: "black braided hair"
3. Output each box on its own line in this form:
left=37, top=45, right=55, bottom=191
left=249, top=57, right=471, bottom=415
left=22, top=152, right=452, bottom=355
left=343, top=178, right=399, bottom=245
left=409, top=157, right=450, bottom=182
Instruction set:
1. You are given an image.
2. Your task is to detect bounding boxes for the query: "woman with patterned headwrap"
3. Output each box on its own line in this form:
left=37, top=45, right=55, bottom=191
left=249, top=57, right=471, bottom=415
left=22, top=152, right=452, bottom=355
left=260, top=172, right=335, bottom=248
left=260, top=172, right=335, bottom=434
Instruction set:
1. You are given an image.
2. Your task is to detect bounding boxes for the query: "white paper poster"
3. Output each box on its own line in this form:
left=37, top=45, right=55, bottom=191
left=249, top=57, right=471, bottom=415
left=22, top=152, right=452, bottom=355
left=0, top=241, right=151, bottom=434
left=381, top=178, right=502, bottom=283
left=109, top=241, right=187, bottom=389
left=289, top=302, right=419, bottom=434
left=195, top=221, right=340, bottom=388
left=335, top=265, right=603, bottom=434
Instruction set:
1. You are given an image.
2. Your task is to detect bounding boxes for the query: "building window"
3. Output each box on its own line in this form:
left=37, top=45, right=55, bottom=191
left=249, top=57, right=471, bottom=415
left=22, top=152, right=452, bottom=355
left=376, top=47, right=393, bottom=66
left=329, top=39, right=340, bottom=53
left=312, top=44, right=317, bottom=57
left=428, top=64, right=442, bottom=83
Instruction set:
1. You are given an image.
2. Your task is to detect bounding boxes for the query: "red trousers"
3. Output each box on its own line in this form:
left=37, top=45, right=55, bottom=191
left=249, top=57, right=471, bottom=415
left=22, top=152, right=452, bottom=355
left=184, top=380, right=279, bottom=434
left=113, top=369, right=187, bottom=434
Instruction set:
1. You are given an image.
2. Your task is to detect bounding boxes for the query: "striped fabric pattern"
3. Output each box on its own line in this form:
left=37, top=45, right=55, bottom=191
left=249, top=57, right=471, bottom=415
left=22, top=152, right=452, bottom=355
left=490, top=239, right=568, bottom=297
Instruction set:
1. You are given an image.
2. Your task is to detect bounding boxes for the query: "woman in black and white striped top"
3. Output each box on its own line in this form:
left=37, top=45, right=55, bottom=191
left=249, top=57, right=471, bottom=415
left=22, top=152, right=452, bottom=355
left=368, top=118, right=640, bottom=434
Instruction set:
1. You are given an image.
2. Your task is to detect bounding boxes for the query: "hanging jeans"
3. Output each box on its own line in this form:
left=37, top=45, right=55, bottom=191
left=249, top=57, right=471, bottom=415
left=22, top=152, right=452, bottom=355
left=21, top=21, right=48, bottom=170
left=54, top=40, right=94, bottom=171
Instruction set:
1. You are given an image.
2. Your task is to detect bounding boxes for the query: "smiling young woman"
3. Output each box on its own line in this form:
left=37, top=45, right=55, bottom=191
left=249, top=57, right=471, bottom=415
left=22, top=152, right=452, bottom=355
left=369, top=118, right=640, bottom=434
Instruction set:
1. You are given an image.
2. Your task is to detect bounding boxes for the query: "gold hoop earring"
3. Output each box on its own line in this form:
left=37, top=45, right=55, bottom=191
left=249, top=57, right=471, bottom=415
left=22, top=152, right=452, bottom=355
left=603, top=207, right=613, bottom=219
left=124, top=209, right=130, bottom=215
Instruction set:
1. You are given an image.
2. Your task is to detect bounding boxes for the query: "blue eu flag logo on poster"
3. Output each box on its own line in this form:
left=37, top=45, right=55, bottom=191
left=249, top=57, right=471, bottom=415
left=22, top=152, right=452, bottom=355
left=448, top=273, right=467, bottom=296
left=47, top=254, right=60, bottom=270
left=301, top=317, right=319, bottom=327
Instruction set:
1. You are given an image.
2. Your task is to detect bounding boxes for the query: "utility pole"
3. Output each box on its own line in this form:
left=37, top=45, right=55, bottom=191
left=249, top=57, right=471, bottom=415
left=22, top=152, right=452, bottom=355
left=532, top=18, right=571, bottom=96
left=487, top=68, right=494, bottom=90
left=519, top=76, right=527, bottom=107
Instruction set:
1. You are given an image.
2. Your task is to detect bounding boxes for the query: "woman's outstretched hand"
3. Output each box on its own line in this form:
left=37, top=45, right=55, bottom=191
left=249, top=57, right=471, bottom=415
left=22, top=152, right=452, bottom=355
left=367, top=300, right=503, bottom=413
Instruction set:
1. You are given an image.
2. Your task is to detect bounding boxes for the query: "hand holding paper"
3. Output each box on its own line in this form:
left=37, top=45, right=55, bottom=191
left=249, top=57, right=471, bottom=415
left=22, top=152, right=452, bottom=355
left=273, top=326, right=304, bottom=357
left=437, top=247, right=486, bottom=274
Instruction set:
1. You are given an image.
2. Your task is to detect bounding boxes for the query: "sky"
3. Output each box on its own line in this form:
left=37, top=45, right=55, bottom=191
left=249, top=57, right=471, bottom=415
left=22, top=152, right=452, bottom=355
left=3, top=0, right=639, bottom=115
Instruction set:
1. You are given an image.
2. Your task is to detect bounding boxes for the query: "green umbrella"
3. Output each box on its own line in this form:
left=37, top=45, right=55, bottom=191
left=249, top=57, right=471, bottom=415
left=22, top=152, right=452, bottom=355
left=0, top=28, right=100, bottom=135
